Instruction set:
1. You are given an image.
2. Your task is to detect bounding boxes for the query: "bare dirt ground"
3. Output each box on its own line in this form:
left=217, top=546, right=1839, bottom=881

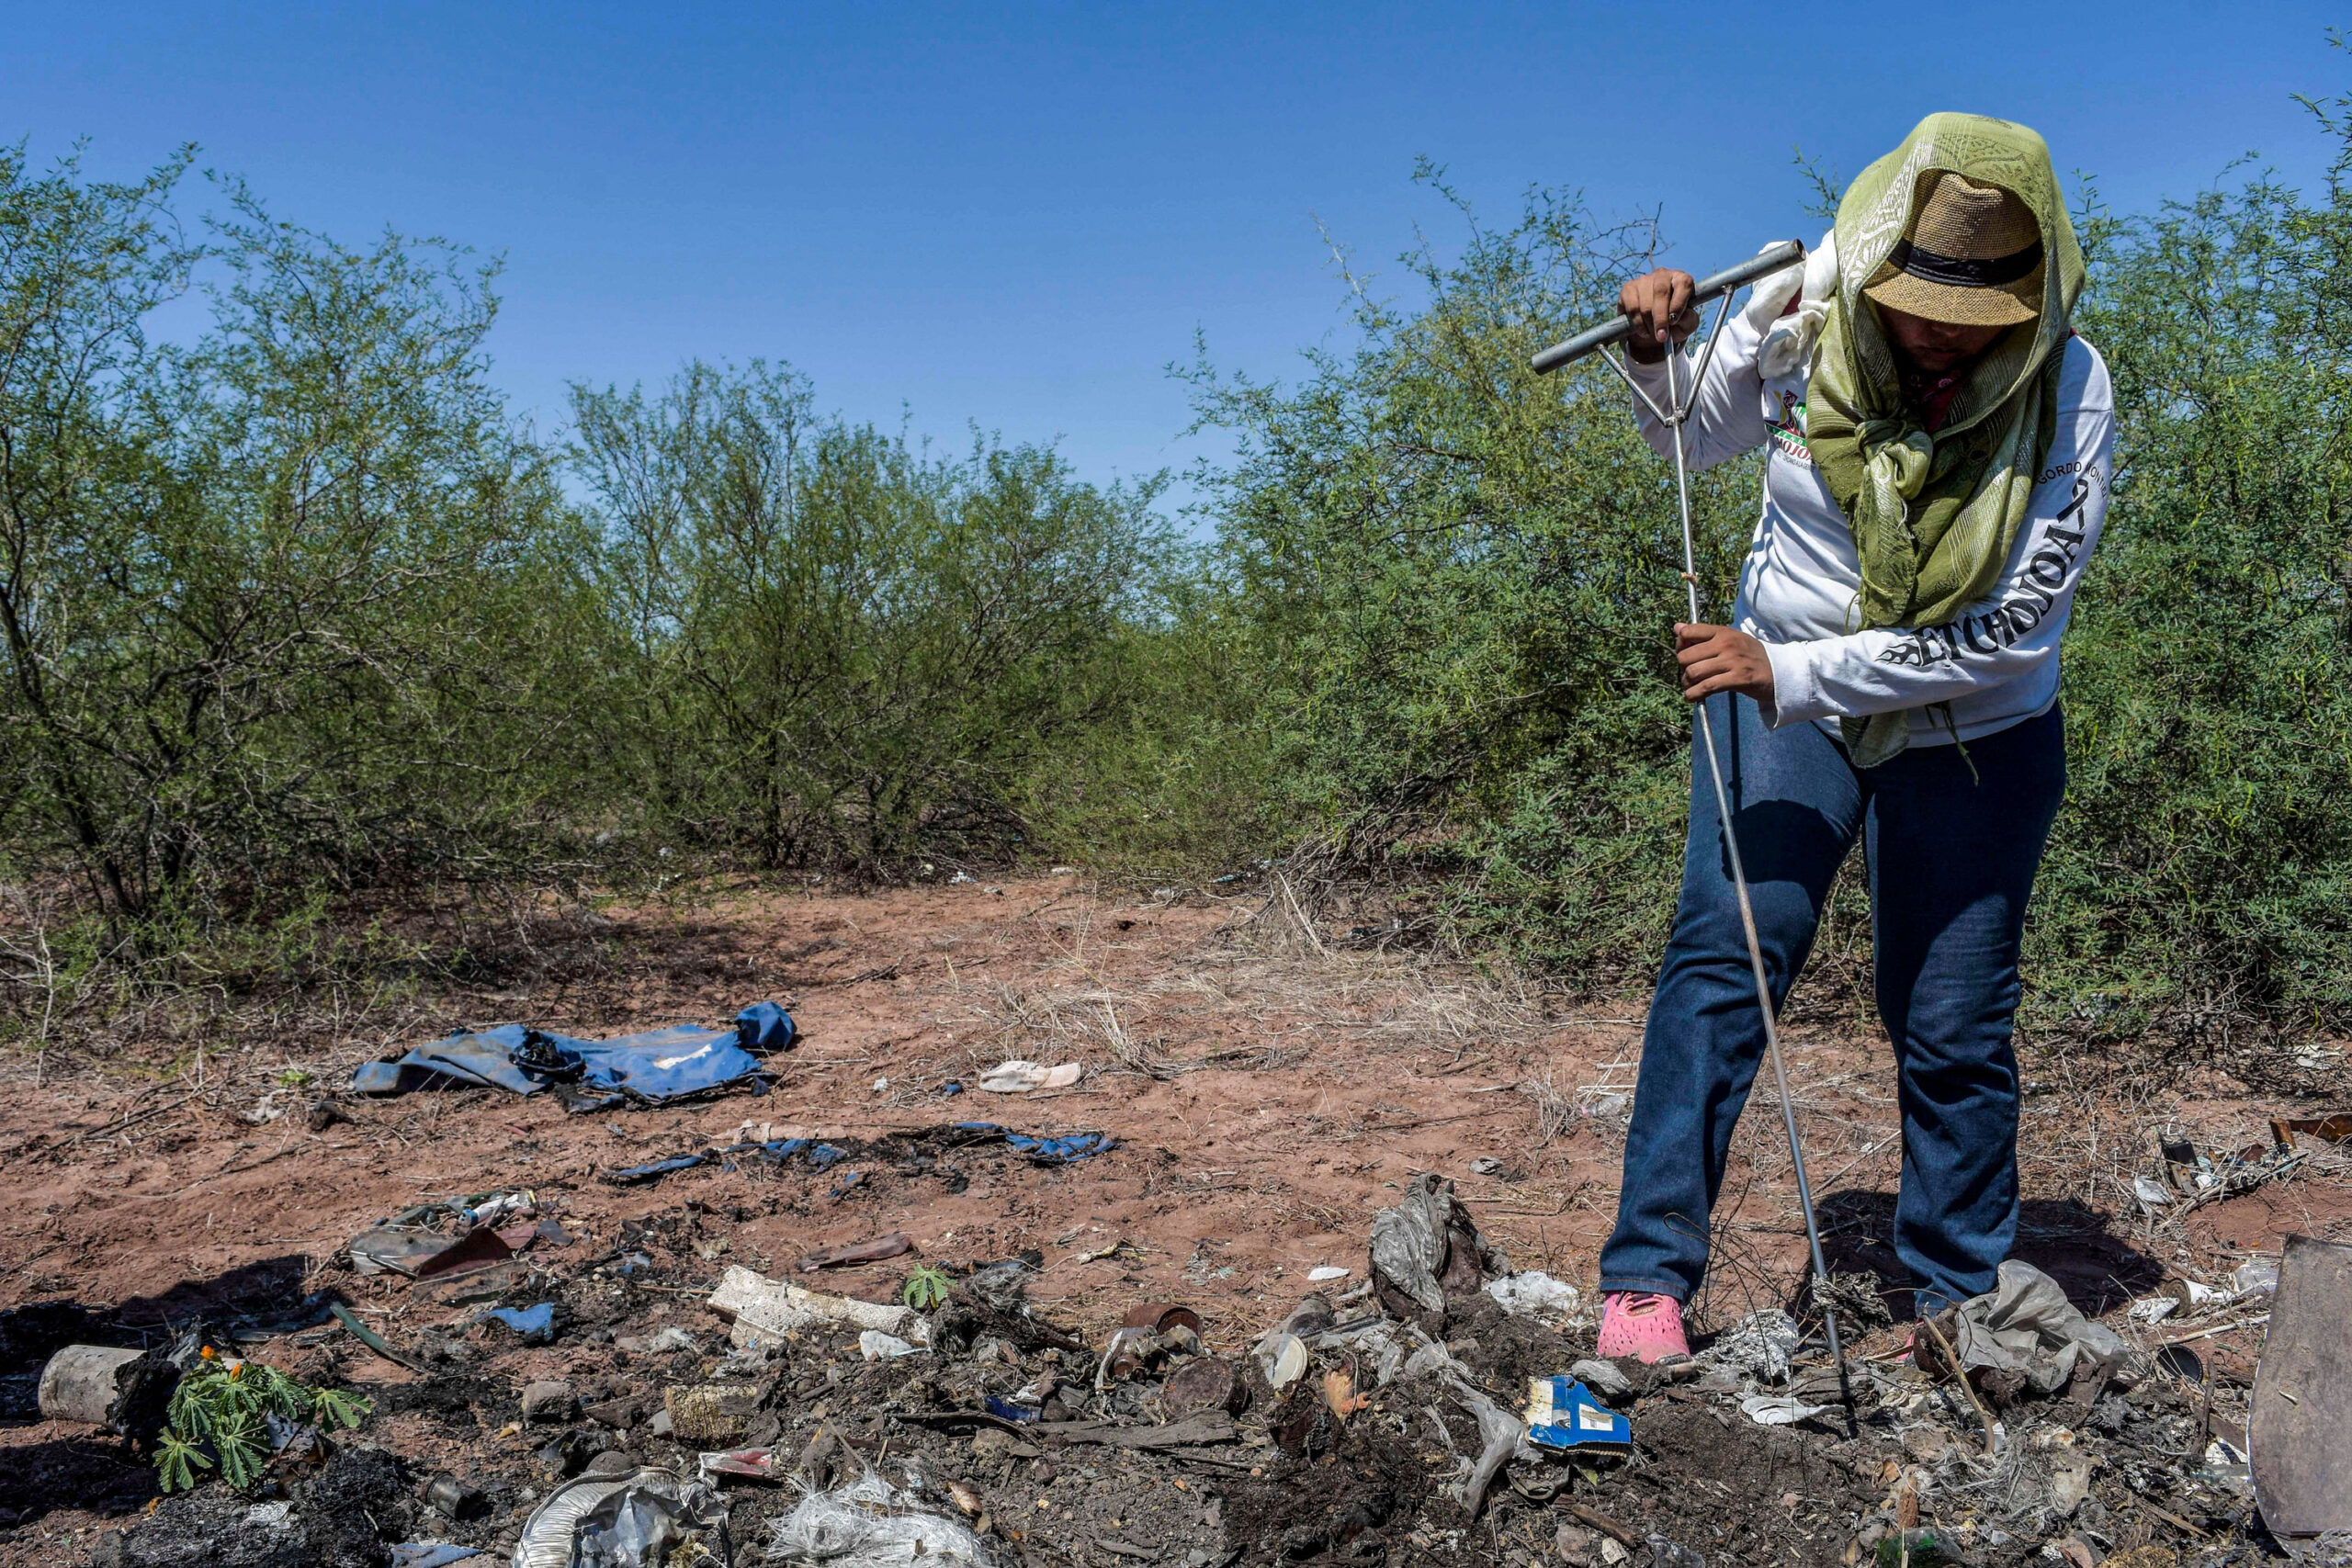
left=1, top=875, right=2346, bottom=1566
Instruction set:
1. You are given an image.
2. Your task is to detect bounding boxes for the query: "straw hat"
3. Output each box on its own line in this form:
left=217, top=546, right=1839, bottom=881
left=1862, top=172, right=2043, bottom=327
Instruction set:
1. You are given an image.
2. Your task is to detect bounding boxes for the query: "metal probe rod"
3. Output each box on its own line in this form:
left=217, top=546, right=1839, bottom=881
left=1657, top=333, right=1853, bottom=1427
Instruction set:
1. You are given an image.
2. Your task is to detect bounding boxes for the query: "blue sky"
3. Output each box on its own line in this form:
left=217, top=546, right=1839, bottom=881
left=7, top=3, right=2346, bottom=514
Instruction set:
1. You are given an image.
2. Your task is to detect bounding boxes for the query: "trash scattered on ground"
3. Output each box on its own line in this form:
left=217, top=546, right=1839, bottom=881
left=1368, top=1172, right=1510, bottom=1331
left=349, top=1220, right=515, bottom=1279
left=1567, top=1356, right=1633, bottom=1399
left=708, top=1265, right=932, bottom=1348
left=423, top=1472, right=488, bottom=1520
left=481, top=1302, right=558, bottom=1342
left=511, top=1464, right=731, bottom=1567
left=1525, top=1375, right=1632, bottom=1451
left=801, top=1233, right=913, bottom=1270
left=353, top=1002, right=795, bottom=1110
left=1939, top=1260, right=2137, bottom=1394
left=1739, top=1393, right=1831, bottom=1427
left=1702, top=1308, right=1803, bottom=1383
left=767, top=1470, right=993, bottom=1568
left=1482, top=1269, right=1580, bottom=1323
left=389, top=1544, right=483, bottom=1568
left=976, top=1059, right=1082, bottom=1093
left=36, top=1343, right=159, bottom=1431
left=62, top=1086, right=2331, bottom=1568
left=666, top=1382, right=763, bottom=1447
left=1258, top=1332, right=1308, bottom=1392
left=2269, top=1112, right=2352, bottom=1146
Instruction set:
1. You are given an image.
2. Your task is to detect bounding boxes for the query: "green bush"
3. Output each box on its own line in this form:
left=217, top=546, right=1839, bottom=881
left=568, top=360, right=1177, bottom=874
left=0, top=148, right=595, bottom=931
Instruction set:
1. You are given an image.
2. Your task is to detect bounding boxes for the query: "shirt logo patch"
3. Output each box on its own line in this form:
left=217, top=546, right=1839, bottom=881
left=1767, top=389, right=1812, bottom=463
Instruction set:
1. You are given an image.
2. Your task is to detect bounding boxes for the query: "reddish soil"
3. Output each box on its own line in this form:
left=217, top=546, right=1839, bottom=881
left=1, top=875, right=2345, bottom=1562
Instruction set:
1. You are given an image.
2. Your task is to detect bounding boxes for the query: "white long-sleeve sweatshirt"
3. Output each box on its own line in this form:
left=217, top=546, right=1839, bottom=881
left=1625, top=301, right=2114, bottom=748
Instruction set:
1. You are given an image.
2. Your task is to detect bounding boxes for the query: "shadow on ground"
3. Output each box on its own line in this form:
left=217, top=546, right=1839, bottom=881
left=1814, top=1189, right=2162, bottom=1319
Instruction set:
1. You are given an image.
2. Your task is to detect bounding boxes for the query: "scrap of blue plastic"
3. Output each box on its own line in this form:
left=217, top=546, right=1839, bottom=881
left=481, top=1303, right=556, bottom=1342
left=603, top=1152, right=710, bottom=1184
left=984, top=1394, right=1040, bottom=1423
left=953, top=1122, right=1114, bottom=1164
left=724, top=1137, right=812, bottom=1165
left=1526, top=1378, right=1632, bottom=1451
left=735, top=1001, right=797, bottom=1054
left=350, top=1004, right=794, bottom=1105
left=1004, top=1131, right=1116, bottom=1165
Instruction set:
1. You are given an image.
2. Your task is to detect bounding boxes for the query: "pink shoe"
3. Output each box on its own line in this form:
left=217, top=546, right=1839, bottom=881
left=1595, top=1292, right=1689, bottom=1363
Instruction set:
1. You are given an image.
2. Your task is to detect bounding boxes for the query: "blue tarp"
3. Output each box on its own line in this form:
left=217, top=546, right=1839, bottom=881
left=351, top=1003, right=794, bottom=1110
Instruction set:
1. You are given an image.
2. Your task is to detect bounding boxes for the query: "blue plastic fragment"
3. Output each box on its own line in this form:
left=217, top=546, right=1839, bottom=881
left=1523, top=1377, right=1632, bottom=1451
left=390, top=1546, right=483, bottom=1568
left=602, top=1152, right=709, bottom=1185
left=830, top=1170, right=865, bottom=1199
left=481, top=1303, right=556, bottom=1342
left=735, top=1001, right=797, bottom=1054
left=603, top=1135, right=859, bottom=1186
left=726, top=1137, right=811, bottom=1164
left=940, top=1082, right=963, bottom=1095
left=1004, top=1131, right=1116, bottom=1165
left=985, top=1395, right=1040, bottom=1423
left=951, top=1122, right=1114, bottom=1164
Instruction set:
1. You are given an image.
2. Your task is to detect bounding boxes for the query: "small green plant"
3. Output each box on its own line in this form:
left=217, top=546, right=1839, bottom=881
left=274, top=1068, right=315, bottom=1088
left=154, top=1349, right=370, bottom=1493
left=899, top=1264, right=954, bottom=1312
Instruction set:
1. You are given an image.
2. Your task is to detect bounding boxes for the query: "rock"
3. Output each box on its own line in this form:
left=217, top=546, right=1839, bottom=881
left=1568, top=1358, right=1634, bottom=1399
left=1555, top=1523, right=1596, bottom=1565
left=537, top=1428, right=595, bottom=1481
left=664, top=1381, right=763, bottom=1446
left=583, top=1395, right=644, bottom=1428
left=521, top=1379, right=577, bottom=1423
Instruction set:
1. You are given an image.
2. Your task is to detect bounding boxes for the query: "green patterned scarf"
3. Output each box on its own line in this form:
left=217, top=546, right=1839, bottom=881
left=1806, top=113, right=2086, bottom=767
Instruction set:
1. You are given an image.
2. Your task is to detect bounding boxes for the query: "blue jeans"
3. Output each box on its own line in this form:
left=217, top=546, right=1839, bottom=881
left=1598, top=694, right=2066, bottom=1317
